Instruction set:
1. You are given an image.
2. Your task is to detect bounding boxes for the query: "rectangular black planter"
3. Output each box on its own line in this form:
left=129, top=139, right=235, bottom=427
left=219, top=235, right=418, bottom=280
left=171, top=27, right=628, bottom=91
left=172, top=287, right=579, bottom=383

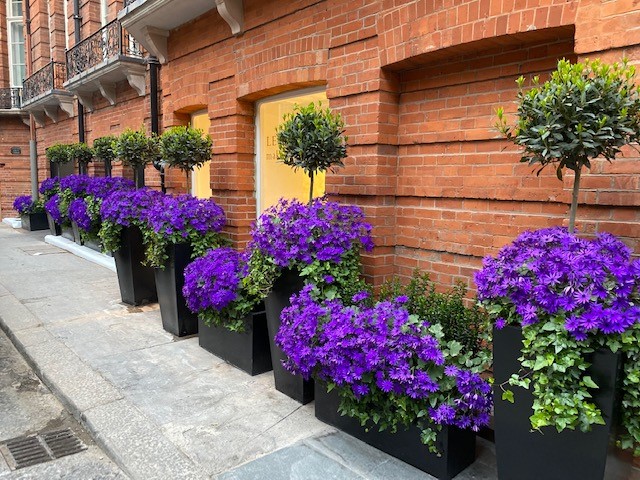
left=264, top=268, right=314, bottom=404
left=46, top=212, right=61, bottom=236
left=154, top=243, right=197, bottom=336
left=493, top=325, right=622, bottom=480
left=60, top=223, right=75, bottom=242
left=21, top=212, right=49, bottom=231
left=71, top=221, right=84, bottom=245
left=113, top=226, right=157, bottom=306
left=83, top=235, right=103, bottom=253
left=198, top=309, right=273, bottom=375
left=314, top=384, right=476, bottom=480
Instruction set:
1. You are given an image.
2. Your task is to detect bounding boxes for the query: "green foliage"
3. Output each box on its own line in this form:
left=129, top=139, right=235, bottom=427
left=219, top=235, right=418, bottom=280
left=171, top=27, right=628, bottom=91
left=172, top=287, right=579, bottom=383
left=496, top=58, right=640, bottom=231
left=159, top=126, right=212, bottom=173
left=93, top=136, right=117, bottom=163
left=68, top=142, right=94, bottom=166
left=113, top=128, right=160, bottom=168
left=45, top=143, right=72, bottom=164
left=141, top=229, right=227, bottom=269
left=276, top=102, right=347, bottom=202
left=98, top=221, right=122, bottom=253
left=379, top=270, right=491, bottom=368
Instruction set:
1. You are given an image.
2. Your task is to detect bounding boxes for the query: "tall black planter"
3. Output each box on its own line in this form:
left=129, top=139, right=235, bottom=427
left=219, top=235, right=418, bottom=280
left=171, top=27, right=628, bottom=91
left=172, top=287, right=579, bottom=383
left=113, top=226, right=157, bottom=306
left=71, top=221, right=84, bottom=245
left=60, top=223, right=75, bottom=242
left=154, top=243, right=197, bottom=337
left=198, top=308, right=272, bottom=375
left=493, top=325, right=622, bottom=480
left=264, top=268, right=314, bottom=404
left=315, top=384, right=476, bottom=480
left=46, top=212, right=61, bottom=236
left=21, top=212, right=48, bottom=231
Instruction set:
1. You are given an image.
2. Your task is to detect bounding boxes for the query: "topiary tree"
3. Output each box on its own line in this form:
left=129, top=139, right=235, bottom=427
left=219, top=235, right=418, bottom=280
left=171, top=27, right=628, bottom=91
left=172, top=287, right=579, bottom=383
left=497, top=58, right=640, bottom=233
left=113, top=128, right=160, bottom=188
left=159, top=125, right=212, bottom=189
left=45, top=143, right=72, bottom=178
left=68, top=142, right=94, bottom=175
left=93, top=135, right=117, bottom=177
left=276, top=102, right=348, bottom=204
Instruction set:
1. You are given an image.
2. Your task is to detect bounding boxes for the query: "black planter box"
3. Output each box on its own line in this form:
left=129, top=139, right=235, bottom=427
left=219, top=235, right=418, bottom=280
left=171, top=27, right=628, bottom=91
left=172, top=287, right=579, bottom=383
left=315, top=384, right=476, bottom=480
left=46, top=212, right=61, bottom=236
left=60, top=223, right=75, bottom=242
left=113, top=226, right=157, bottom=306
left=154, top=243, right=198, bottom=336
left=84, top=235, right=103, bottom=253
left=198, top=309, right=273, bottom=375
left=71, top=221, right=84, bottom=245
left=264, top=268, right=314, bottom=404
left=21, top=212, right=49, bottom=231
left=493, top=325, right=622, bottom=480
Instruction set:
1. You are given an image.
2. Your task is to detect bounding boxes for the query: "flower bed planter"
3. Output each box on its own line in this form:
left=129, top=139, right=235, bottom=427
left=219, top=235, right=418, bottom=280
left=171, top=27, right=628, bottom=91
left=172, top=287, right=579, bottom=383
left=493, top=325, right=622, bottom=480
left=60, top=223, right=75, bottom=242
left=314, top=383, right=476, bottom=480
left=46, top=212, right=61, bottom=236
left=264, top=268, right=314, bottom=404
left=198, top=308, right=272, bottom=375
left=154, top=243, right=197, bottom=336
left=113, top=226, right=157, bottom=306
left=71, top=221, right=84, bottom=245
left=20, top=212, right=49, bottom=231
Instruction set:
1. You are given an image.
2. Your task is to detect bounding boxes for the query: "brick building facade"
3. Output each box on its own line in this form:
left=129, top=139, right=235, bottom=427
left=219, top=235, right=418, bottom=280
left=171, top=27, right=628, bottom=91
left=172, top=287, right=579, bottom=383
left=5, top=0, right=640, bottom=288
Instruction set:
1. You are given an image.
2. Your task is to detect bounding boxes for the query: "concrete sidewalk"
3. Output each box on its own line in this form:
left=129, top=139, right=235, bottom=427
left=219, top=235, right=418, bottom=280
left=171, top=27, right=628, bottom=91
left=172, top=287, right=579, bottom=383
left=0, top=224, right=497, bottom=480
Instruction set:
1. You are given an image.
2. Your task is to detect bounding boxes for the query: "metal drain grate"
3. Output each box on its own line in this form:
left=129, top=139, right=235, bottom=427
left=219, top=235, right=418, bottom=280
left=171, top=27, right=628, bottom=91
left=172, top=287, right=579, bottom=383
left=0, top=428, right=87, bottom=470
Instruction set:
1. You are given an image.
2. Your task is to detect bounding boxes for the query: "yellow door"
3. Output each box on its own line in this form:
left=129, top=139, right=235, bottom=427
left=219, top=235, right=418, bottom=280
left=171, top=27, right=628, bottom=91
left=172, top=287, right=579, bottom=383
left=191, top=111, right=212, bottom=199
left=257, top=89, right=328, bottom=213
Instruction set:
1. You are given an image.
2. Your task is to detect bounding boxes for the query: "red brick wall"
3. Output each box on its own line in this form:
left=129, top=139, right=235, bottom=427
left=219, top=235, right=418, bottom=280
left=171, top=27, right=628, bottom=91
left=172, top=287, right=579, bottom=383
left=0, top=116, right=32, bottom=217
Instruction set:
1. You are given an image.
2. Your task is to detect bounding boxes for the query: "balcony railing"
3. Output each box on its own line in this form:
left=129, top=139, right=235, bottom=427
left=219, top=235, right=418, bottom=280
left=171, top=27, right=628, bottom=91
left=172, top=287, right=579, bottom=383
left=66, top=19, right=143, bottom=79
left=0, top=87, right=22, bottom=109
left=123, top=0, right=139, bottom=6
left=22, top=61, right=67, bottom=103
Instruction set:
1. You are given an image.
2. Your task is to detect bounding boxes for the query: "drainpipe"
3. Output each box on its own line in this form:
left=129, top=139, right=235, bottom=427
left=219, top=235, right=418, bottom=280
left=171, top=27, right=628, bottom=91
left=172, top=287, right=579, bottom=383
left=73, top=0, right=86, bottom=174
left=149, top=55, right=165, bottom=192
left=25, top=0, right=38, bottom=198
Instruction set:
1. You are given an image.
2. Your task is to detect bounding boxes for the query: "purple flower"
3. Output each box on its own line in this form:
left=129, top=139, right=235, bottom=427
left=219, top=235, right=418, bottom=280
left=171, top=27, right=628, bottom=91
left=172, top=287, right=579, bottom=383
left=68, top=198, right=92, bottom=231
left=248, top=198, right=374, bottom=268
left=13, top=195, right=41, bottom=215
left=44, top=194, right=63, bottom=223
left=39, top=177, right=59, bottom=199
left=476, top=227, right=640, bottom=340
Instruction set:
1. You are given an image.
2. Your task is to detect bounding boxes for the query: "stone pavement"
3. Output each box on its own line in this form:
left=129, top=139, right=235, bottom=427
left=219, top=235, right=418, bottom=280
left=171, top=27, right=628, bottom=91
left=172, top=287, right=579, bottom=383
left=0, top=224, right=497, bottom=480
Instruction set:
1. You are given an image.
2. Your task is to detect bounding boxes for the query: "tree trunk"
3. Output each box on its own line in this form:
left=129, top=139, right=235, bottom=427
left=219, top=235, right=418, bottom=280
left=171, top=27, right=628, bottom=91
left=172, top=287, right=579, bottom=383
left=308, top=170, right=314, bottom=205
left=568, top=166, right=582, bottom=234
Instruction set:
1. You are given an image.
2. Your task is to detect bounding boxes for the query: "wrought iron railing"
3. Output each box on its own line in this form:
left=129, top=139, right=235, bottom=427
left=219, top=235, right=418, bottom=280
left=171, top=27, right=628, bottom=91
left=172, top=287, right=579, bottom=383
left=0, top=87, right=22, bottom=109
left=123, top=0, right=141, bottom=7
left=66, top=19, right=143, bottom=79
left=22, top=61, right=67, bottom=103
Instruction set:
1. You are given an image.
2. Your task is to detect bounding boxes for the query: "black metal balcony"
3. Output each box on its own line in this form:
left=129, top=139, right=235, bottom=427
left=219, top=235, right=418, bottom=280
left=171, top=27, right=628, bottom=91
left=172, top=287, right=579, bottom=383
left=123, top=0, right=138, bottom=6
left=66, top=19, right=143, bottom=80
left=0, top=87, right=22, bottom=109
left=22, top=61, right=67, bottom=104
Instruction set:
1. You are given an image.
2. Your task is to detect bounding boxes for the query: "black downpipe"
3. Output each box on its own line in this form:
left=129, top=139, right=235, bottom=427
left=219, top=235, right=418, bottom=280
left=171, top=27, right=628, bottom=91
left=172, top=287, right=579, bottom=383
left=149, top=56, right=165, bottom=193
left=73, top=0, right=86, bottom=174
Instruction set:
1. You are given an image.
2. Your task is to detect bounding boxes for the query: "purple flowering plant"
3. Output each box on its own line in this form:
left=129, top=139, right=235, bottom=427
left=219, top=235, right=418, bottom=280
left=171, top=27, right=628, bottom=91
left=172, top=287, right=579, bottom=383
left=13, top=195, right=44, bottom=215
left=244, top=197, right=374, bottom=301
left=476, top=226, right=640, bottom=454
left=39, top=177, right=59, bottom=201
left=182, top=247, right=259, bottom=332
left=98, top=188, right=164, bottom=252
left=276, top=284, right=492, bottom=453
left=44, top=194, right=64, bottom=224
left=139, top=193, right=227, bottom=268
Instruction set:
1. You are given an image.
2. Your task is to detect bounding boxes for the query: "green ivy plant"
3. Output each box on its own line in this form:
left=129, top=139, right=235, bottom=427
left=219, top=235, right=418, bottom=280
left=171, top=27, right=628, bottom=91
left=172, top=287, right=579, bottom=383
left=496, top=58, right=640, bottom=232
left=276, top=102, right=347, bottom=204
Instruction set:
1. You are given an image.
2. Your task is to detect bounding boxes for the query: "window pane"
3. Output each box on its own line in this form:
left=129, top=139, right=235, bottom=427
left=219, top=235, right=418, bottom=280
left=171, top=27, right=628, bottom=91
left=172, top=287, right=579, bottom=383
left=11, top=0, right=23, bottom=17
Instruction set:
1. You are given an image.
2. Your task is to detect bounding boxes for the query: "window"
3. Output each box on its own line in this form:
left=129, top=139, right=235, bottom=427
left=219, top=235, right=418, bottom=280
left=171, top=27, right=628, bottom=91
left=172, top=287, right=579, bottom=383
left=6, top=0, right=25, bottom=88
left=255, top=88, right=327, bottom=214
left=191, top=111, right=213, bottom=199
